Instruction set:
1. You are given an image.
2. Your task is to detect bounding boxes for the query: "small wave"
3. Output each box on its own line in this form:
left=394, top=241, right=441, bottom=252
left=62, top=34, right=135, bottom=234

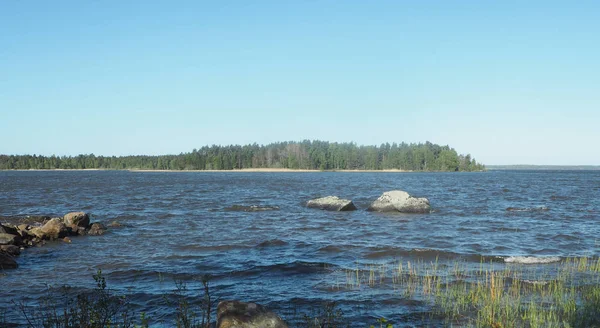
left=504, top=256, right=560, bottom=264
left=364, top=247, right=489, bottom=262
left=318, top=245, right=343, bottom=253
left=256, top=239, right=288, bottom=248
left=174, top=244, right=250, bottom=252
left=224, top=205, right=280, bottom=212
left=229, top=261, right=337, bottom=277
left=506, top=206, right=549, bottom=212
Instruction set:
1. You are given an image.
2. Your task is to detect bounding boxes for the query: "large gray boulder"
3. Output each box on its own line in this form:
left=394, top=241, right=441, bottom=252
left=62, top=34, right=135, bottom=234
left=216, top=300, right=288, bottom=328
left=307, top=196, right=357, bottom=211
left=29, top=218, right=68, bottom=240
left=63, top=212, right=90, bottom=230
left=368, top=190, right=431, bottom=213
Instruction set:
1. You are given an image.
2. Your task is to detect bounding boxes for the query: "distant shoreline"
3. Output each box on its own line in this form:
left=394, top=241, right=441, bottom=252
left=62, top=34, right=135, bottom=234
left=1, top=168, right=416, bottom=173
left=128, top=168, right=413, bottom=173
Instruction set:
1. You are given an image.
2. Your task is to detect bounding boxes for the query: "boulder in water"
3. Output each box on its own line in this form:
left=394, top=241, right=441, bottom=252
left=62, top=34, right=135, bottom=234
left=368, top=190, right=431, bottom=213
left=216, top=300, right=288, bottom=328
left=29, top=218, right=68, bottom=240
left=307, top=196, right=357, bottom=211
left=63, top=212, right=90, bottom=230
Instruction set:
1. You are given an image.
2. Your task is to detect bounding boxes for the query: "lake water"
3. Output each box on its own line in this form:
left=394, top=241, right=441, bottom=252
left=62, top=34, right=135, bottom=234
left=1, top=170, right=599, bottom=326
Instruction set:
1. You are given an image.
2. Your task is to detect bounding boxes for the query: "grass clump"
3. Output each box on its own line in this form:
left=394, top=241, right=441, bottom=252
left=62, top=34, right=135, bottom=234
left=341, top=256, right=600, bottom=327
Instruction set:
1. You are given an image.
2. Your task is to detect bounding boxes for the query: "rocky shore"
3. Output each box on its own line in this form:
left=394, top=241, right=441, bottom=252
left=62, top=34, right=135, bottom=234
left=0, top=211, right=106, bottom=269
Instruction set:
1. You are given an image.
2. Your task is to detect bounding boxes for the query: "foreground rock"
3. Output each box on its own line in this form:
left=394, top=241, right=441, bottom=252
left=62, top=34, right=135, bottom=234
left=0, top=211, right=107, bottom=270
left=0, top=252, right=18, bottom=269
left=217, top=300, right=288, bottom=328
left=368, top=190, right=431, bottom=213
left=307, top=196, right=357, bottom=211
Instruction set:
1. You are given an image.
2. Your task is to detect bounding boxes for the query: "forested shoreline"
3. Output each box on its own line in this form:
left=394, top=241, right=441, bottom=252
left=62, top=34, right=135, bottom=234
left=0, top=141, right=484, bottom=171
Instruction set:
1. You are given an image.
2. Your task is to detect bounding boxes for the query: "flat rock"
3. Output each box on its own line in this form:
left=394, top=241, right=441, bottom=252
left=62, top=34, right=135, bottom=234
left=368, top=190, right=431, bottom=213
left=307, top=196, right=357, bottom=211
left=0, top=233, right=21, bottom=246
left=217, top=300, right=288, bottom=328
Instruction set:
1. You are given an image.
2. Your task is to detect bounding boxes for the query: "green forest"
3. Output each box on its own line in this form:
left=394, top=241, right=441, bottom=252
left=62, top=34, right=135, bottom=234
left=0, top=141, right=485, bottom=171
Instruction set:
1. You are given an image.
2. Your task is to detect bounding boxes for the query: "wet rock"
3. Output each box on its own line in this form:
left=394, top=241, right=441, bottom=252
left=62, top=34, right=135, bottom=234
left=0, top=224, right=18, bottom=236
left=29, top=218, right=68, bottom=240
left=63, top=212, right=90, bottom=230
left=368, top=190, right=431, bottom=213
left=0, top=233, right=21, bottom=246
left=217, top=300, right=288, bottom=328
left=307, top=196, right=357, bottom=211
left=108, top=220, right=123, bottom=228
left=1, top=245, right=21, bottom=256
left=88, top=223, right=107, bottom=236
left=225, top=205, right=280, bottom=212
left=0, top=252, right=18, bottom=269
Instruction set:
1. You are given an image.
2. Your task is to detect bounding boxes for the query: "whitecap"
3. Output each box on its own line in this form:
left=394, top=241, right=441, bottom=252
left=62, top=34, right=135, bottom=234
left=504, top=256, right=561, bottom=264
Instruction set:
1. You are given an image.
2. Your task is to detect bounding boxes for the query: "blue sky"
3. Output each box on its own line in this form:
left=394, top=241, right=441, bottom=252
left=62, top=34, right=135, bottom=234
left=1, top=1, right=598, bottom=165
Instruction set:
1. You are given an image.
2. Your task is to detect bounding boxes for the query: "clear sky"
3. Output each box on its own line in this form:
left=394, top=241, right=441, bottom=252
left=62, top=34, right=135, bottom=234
left=1, top=1, right=598, bottom=165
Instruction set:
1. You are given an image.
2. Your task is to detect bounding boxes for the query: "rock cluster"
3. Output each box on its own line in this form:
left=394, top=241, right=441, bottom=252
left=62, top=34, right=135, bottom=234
left=307, top=190, right=431, bottom=213
left=0, top=211, right=106, bottom=269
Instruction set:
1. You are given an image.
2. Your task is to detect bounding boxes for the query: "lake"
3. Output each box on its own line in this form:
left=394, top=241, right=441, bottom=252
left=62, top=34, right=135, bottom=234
left=1, top=170, right=599, bottom=326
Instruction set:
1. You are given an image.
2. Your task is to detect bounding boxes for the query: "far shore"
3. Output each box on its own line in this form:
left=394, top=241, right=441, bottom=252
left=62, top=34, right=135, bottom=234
left=1, top=168, right=413, bottom=173
left=128, top=168, right=412, bottom=173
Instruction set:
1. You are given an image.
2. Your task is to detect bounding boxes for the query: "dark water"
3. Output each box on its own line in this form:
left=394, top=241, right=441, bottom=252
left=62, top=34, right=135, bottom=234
left=1, top=170, right=599, bottom=326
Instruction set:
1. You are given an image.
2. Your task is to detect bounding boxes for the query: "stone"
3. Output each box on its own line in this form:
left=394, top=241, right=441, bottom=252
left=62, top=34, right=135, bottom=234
left=0, top=224, right=18, bottom=235
left=216, top=300, right=288, bottom=328
left=0, top=233, right=21, bottom=245
left=88, top=223, right=107, bottom=236
left=29, top=218, right=68, bottom=240
left=307, top=196, right=357, bottom=211
left=63, top=212, right=90, bottom=230
left=367, top=190, right=431, bottom=213
left=0, top=252, right=18, bottom=269
left=0, top=245, right=21, bottom=256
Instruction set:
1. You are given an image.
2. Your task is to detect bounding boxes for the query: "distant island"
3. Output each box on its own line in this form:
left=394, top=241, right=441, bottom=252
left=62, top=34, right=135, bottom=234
left=0, top=140, right=484, bottom=172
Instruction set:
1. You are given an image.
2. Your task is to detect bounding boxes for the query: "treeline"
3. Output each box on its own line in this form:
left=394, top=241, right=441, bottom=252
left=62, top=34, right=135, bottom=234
left=0, top=141, right=485, bottom=171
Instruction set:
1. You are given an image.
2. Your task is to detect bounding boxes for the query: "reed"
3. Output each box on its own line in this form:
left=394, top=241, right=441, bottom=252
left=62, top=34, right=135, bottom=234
left=341, top=257, right=600, bottom=327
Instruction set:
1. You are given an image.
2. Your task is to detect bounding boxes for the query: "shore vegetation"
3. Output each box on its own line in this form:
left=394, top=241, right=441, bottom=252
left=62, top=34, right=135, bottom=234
left=0, top=140, right=484, bottom=172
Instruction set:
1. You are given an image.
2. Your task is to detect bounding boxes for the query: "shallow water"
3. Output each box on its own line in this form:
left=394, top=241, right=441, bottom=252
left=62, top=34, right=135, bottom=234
left=1, top=170, right=599, bottom=326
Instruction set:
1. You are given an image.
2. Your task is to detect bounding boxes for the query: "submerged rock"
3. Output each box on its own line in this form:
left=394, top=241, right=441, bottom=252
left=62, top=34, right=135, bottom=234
left=307, top=196, right=357, bottom=211
left=368, top=190, right=431, bottom=213
left=0, top=252, right=18, bottom=269
left=225, top=205, right=280, bottom=212
left=88, top=223, right=107, bottom=236
left=217, top=300, right=288, bottom=328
